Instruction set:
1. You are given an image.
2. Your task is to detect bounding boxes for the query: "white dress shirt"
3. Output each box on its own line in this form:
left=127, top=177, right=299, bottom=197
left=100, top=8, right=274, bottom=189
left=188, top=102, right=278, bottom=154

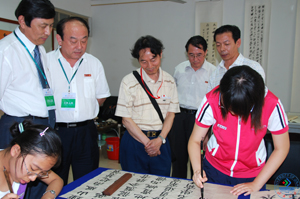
left=0, top=27, right=49, bottom=117
left=174, top=60, right=216, bottom=110
left=207, top=53, right=265, bottom=93
left=47, top=48, right=110, bottom=123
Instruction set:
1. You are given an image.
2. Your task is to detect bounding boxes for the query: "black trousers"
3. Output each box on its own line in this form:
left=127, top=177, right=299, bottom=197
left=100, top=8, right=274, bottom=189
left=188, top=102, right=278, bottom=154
left=169, top=111, right=195, bottom=179
left=53, top=120, right=99, bottom=185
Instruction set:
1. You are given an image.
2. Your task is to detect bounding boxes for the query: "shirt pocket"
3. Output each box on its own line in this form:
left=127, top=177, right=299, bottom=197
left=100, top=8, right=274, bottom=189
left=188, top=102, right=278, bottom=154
left=84, top=77, right=95, bottom=99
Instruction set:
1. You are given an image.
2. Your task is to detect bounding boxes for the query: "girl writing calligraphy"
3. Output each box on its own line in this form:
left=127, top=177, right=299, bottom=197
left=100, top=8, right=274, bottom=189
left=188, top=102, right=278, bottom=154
left=0, top=120, right=63, bottom=199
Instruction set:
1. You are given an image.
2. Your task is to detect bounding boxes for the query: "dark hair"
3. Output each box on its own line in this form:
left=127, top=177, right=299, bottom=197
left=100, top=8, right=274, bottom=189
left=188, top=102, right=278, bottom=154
left=131, top=35, right=164, bottom=60
left=56, top=17, right=90, bottom=41
left=213, top=25, right=241, bottom=43
left=215, top=65, right=265, bottom=132
left=15, top=0, right=55, bottom=27
left=185, top=35, right=208, bottom=52
left=8, top=120, right=62, bottom=168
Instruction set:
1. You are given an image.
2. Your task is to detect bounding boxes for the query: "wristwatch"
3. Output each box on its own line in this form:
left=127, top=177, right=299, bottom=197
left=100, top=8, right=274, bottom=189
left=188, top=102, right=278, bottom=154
left=158, top=135, right=166, bottom=144
left=43, top=190, right=56, bottom=198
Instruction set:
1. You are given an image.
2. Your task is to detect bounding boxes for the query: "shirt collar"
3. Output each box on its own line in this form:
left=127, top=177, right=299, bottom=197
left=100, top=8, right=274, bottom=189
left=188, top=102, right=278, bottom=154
left=15, top=26, right=36, bottom=54
left=141, top=67, right=162, bottom=83
left=219, top=53, right=243, bottom=69
left=56, top=46, right=86, bottom=66
left=185, top=60, right=208, bottom=71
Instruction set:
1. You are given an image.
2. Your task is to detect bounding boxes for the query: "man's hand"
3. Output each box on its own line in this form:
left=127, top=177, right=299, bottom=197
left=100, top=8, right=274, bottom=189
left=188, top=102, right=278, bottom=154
left=145, top=138, right=162, bottom=157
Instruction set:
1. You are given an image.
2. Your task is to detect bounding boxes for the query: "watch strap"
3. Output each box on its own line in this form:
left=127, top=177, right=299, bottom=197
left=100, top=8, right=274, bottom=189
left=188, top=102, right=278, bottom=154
left=158, top=135, right=166, bottom=144
left=43, top=190, right=56, bottom=198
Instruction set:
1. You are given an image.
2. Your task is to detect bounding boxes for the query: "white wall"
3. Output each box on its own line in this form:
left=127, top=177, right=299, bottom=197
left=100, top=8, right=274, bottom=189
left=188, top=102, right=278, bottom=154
left=90, top=0, right=298, bottom=113
left=265, top=0, right=297, bottom=112
left=89, top=0, right=196, bottom=96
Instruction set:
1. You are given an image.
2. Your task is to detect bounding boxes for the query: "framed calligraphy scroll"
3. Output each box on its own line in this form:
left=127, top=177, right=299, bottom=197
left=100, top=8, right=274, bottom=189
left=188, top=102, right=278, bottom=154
left=243, top=0, right=271, bottom=74
left=0, top=17, right=54, bottom=52
left=200, top=22, right=218, bottom=66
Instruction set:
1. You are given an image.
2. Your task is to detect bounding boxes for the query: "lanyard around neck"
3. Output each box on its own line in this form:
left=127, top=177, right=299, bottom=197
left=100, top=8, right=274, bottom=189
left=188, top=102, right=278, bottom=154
left=140, top=67, right=163, bottom=99
left=14, top=31, right=48, bottom=87
left=58, top=58, right=83, bottom=93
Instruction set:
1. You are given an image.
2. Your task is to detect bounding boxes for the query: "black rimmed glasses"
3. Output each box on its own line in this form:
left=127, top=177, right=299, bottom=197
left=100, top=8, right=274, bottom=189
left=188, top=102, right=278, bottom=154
left=23, top=156, right=49, bottom=178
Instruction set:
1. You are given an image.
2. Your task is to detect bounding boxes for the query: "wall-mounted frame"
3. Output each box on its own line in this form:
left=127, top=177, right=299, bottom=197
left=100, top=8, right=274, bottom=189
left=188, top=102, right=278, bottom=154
left=0, top=17, right=54, bottom=52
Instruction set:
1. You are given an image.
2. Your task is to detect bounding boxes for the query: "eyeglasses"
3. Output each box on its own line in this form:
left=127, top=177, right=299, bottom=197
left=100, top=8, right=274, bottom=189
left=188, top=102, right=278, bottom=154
left=23, top=157, right=49, bottom=178
left=188, top=53, right=204, bottom=59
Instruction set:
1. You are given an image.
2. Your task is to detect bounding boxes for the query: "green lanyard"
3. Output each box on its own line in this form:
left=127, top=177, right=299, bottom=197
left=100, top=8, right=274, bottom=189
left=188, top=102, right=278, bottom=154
left=58, top=58, right=83, bottom=93
left=14, top=31, right=49, bottom=87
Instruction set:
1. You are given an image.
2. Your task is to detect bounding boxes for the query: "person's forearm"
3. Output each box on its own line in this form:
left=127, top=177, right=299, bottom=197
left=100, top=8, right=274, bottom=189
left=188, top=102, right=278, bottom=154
left=41, top=173, right=64, bottom=199
left=159, top=112, right=175, bottom=139
left=97, top=98, right=106, bottom=106
left=122, top=117, right=149, bottom=145
left=188, top=125, right=209, bottom=173
left=252, top=132, right=290, bottom=190
left=188, top=139, right=201, bottom=173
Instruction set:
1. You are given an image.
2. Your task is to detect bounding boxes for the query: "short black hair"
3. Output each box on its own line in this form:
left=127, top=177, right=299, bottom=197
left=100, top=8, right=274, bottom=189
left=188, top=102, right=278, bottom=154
left=15, top=0, right=55, bottom=27
left=214, top=25, right=241, bottom=43
left=131, top=35, right=164, bottom=60
left=56, top=17, right=90, bottom=40
left=215, top=65, right=265, bottom=132
left=8, top=120, right=62, bottom=168
left=185, top=35, right=208, bottom=52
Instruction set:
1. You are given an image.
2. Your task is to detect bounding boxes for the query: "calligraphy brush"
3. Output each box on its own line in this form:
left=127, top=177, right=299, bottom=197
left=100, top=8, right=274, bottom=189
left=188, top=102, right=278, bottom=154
left=200, top=140, right=204, bottom=199
left=3, top=166, right=14, bottom=193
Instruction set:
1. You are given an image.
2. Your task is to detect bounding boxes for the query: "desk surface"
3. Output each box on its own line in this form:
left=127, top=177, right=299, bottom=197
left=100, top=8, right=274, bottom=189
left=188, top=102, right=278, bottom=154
left=57, top=168, right=257, bottom=199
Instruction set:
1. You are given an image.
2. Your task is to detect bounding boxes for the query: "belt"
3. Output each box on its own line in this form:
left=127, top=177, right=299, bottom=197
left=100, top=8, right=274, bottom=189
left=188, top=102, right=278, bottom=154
left=56, top=120, right=92, bottom=128
left=142, top=131, right=161, bottom=138
left=180, top=107, right=197, bottom=115
left=4, top=114, right=48, bottom=120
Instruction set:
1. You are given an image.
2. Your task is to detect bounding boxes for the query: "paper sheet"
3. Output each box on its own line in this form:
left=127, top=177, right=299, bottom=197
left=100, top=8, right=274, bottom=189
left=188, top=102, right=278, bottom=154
left=60, top=169, right=238, bottom=199
left=251, top=188, right=300, bottom=199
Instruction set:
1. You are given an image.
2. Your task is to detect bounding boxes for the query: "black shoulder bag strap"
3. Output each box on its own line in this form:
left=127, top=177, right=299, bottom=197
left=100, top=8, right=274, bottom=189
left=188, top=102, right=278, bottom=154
left=132, top=71, right=164, bottom=124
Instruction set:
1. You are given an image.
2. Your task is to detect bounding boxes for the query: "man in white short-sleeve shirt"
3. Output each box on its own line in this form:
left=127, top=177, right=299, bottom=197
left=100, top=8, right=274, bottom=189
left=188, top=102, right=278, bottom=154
left=47, top=17, right=110, bottom=185
left=207, top=25, right=265, bottom=93
left=170, top=36, right=215, bottom=179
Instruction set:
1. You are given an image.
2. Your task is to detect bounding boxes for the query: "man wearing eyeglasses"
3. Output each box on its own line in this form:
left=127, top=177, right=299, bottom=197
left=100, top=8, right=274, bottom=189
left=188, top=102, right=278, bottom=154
left=170, top=35, right=215, bottom=179
left=115, top=35, right=180, bottom=177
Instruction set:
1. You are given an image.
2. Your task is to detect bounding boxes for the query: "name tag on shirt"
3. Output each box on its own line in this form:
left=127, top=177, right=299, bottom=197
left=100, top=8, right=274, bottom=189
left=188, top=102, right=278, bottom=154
left=43, top=88, right=55, bottom=110
left=161, top=94, right=171, bottom=100
left=61, top=93, right=76, bottom=111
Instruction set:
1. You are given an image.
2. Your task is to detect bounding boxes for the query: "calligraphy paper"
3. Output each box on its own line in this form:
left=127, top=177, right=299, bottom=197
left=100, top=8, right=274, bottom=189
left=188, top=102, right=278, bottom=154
left=60, top=169, right=238, bottom=199
left=250, top=188, right=300, bottom=199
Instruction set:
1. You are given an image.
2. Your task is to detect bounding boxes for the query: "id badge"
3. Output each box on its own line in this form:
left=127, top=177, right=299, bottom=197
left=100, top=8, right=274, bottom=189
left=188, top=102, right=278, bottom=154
left=43, top=88, right=55, bottom=110
left=61, top=93, right=76, bottom=111
left=161, top=94, right=171, bottom=100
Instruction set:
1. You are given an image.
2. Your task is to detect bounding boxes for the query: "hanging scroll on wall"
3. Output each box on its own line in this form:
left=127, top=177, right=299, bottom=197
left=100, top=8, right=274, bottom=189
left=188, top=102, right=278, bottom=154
left=244, top=0, right=271, bottom=74
left=200, top=22, right=218, bottom=66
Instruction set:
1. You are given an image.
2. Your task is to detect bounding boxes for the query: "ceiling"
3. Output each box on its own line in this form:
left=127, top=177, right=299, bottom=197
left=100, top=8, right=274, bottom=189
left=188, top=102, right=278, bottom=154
left=90, top=0, right=188, bottom=6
